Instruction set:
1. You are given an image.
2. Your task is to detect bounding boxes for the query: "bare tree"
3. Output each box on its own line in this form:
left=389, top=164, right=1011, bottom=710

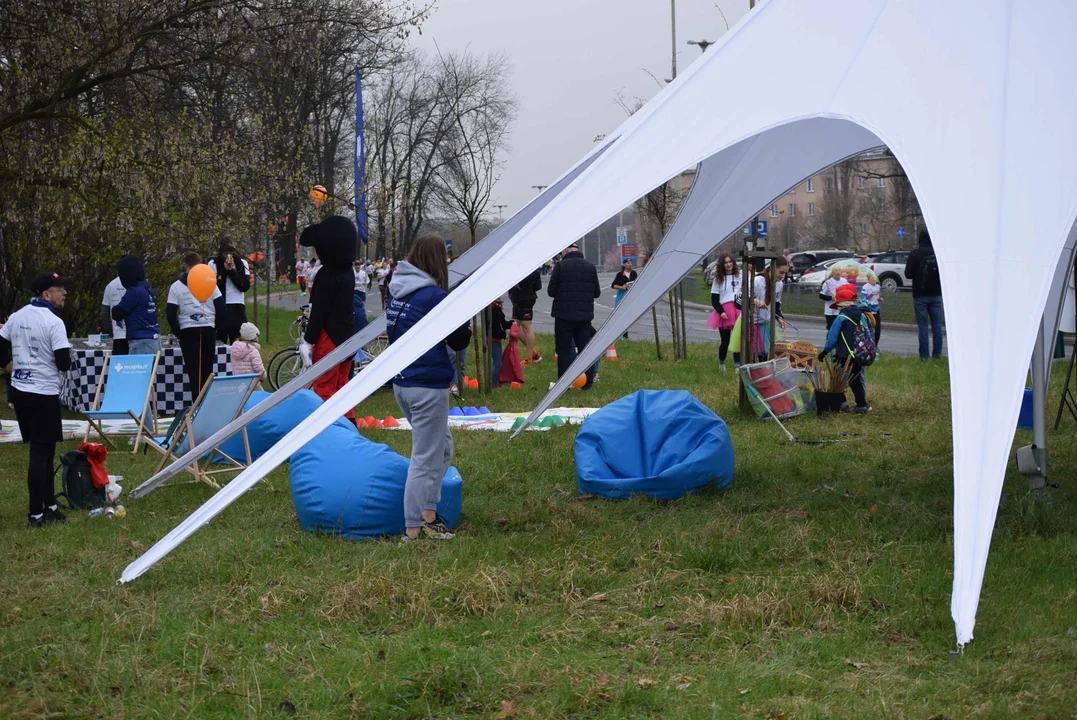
left=365, top=49, right=516, bottom=258
left=436, top=53, right=517, bottom=246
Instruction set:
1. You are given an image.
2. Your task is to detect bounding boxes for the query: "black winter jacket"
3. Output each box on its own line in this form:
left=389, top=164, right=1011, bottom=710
left=904, top=239, right=942, bottom=298
left=547, top=251, right=601, bottom=322
left=508, top=268, right=542, bottom=307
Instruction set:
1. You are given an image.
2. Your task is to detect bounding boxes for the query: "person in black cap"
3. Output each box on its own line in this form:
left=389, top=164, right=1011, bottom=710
left=299, top=216, right=357, bottom=424
left=0, top=272, right=73, bottom=527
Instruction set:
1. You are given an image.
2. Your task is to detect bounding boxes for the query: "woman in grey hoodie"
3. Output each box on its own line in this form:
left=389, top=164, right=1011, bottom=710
left=385, top=234, right=472, bottom=541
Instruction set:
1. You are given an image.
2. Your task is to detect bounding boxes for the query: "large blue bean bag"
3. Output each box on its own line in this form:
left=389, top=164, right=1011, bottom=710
left=290, top=420, right=463, bottom=538
left=217, top=389, right=348, bottom=462
left=574, top=390, right=734, bottom=499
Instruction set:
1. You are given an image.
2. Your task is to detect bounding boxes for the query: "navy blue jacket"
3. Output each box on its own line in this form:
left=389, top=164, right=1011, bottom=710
left=386, top=262, right=471, bottom=388
left=547, top=250, right=601, bottom=322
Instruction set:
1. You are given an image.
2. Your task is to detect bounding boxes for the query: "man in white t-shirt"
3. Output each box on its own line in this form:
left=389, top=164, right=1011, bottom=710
left=0, top=272, right=73, bottom=527
left=295, top=259, right=309, bottom=293
left=100, top=276, right=129, bottom=355
left=166, top=252, right=225, bottom=400
left=208, top=245, right=251, bottom=343
left=353, top=261, right=369, bottom=299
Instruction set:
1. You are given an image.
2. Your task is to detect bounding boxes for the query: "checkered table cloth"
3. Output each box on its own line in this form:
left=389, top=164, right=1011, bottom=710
left=60, top=346, right=232, bottom=415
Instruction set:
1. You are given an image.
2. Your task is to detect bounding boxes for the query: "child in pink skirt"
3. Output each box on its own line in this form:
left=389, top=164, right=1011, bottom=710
left=709, top=253, right=742, bottom=369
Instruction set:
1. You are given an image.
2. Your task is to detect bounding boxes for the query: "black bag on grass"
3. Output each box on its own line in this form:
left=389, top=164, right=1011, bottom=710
left=57, top=450, right=107, bottom=510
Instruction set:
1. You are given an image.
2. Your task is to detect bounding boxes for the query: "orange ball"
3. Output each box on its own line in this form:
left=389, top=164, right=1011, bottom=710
left=510, top=382, right=521, bottom=390
left=186, top=263, right=217, bottom=302
left=309, top=184, right=328, bottom=206
left=572, top=373, right=588, bottom=389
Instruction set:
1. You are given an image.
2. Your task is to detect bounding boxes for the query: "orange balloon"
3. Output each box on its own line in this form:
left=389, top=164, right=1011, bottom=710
left=187, top=263, right=217, bottom=302
left=309, top=185, right=328, bottom=206
left=572, top=373, right=588, bottom=389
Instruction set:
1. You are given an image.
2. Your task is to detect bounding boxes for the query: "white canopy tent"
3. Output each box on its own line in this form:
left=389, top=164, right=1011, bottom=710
left=123, top=0, right=1077, bottom=647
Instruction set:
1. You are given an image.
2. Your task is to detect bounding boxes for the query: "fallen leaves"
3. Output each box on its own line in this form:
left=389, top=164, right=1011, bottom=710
left=587, top=592, right=608, bottom=602
left=637, top=676, right=656, bottom=688
left=130, top=540, right=145, bottom=552
left=846, top=659, right=866, bottom=669
left=497, top=699, right=516, bottom=718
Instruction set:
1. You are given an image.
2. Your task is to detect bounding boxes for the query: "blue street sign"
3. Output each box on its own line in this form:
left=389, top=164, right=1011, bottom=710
left=756, top=220, right=768, bottom=237
left=896, top=227, right=907, bottom=238
left=616, top=226, right=629, bottom=246
left=445, top=239, right=454, bottom=251
left=743, top=226, right=751, bottom=236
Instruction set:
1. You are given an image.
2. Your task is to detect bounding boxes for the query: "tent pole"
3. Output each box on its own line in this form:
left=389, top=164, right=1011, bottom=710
left=1028, top=319, right=1047, bottom=493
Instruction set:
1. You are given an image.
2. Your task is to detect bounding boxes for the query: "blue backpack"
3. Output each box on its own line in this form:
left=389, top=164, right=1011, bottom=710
left=840, top=313, right=877, bottom=366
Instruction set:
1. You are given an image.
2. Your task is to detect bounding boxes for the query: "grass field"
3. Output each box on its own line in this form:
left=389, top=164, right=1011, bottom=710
left=0, top=329, right=1074, bottom=718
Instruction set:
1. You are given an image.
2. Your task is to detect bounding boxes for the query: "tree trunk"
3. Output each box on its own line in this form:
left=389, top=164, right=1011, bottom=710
left=652, top=306, right=662, bottom=360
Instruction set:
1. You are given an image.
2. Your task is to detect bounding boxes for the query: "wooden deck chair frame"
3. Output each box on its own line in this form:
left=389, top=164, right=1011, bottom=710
left=146, top=373, right=258, bottom=490
left=83, top=351, right=160, bottom=453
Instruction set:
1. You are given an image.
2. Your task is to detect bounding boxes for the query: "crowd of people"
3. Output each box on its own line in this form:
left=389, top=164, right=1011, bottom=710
left=3, top=217, right=935, bottom=533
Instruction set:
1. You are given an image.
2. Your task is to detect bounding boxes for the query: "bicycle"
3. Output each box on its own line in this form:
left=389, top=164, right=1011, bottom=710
left=267, top=304, right=389, bottom=390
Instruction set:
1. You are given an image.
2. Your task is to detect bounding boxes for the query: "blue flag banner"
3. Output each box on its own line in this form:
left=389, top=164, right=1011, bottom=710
left=355, top=67, right=368, bottom=245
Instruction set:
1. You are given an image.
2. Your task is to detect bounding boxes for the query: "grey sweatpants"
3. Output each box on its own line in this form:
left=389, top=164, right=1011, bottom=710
left=392, top=384, right=454, bottom=528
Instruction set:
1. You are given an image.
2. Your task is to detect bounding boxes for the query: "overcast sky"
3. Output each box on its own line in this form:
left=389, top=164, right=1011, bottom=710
left=411, top=0, right=752, bottom=218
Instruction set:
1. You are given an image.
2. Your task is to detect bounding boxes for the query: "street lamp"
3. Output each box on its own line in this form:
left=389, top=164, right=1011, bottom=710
left=493, top=204, right=508, bottom=221
left=688, top=39, right=715, bottom=52
left=532, top=185, right=548, bottom=193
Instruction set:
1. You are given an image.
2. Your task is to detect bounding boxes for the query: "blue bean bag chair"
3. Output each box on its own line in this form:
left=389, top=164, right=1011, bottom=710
left=574, top=390, right=734, bottom=500
left=218, top=389, right=343, bottom=462
left=290, top=420, right=463, bottom=538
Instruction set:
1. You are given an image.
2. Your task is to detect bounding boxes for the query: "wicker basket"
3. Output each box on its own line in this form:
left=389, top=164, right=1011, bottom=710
left=775, top=339, right=818, bottom=370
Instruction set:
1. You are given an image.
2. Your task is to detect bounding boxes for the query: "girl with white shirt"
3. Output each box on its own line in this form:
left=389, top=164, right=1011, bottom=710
left=820, top=265, right=848, bottom=330
left=749, top=257, right=790, bottom=362
left=709, top=253, right=741, bottom=369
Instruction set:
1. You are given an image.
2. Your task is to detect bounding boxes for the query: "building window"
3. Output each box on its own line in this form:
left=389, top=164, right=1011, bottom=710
left=824, top=177, right=834, bottom=193
left=878, top=177, right=886, bottom=188
left=788, top=203, right=796, bottom=217
left=857, top=176, right=865, bottom=190
left=770, top=204, right=778, bottom=218
left=808, top=202, right=815, bottom=216
left=806, top=178, right=815, bottom=193
left=877, top=197, right=886, bottom=212
left=859, top=222, right=868, bottom=236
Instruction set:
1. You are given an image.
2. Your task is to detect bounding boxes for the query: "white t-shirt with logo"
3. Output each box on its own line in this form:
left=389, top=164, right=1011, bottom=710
left=1, top=304, right=72, bottom=395
left=822, top=277, right=849, bottom=317
left=101, top=276, right=128, bottom=340
left=377, top=268, right=389, bottom=286
left=355, top=268, right=369, bottom=288
left=168, top=280, right=222, bottom=330
left=207, top=258, right=250, bottom=305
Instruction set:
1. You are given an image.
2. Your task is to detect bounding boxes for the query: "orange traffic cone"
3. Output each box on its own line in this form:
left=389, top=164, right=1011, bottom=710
left=606, top=344, right=618, bottom=361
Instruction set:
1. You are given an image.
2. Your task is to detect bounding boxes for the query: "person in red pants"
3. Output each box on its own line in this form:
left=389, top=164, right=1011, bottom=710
left=298, top=216, right=358, bottom=422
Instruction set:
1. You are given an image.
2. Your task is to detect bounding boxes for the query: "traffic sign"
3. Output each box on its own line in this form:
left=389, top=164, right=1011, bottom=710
left=621, top=244, right=638, bottom=257
left=616, top=226, right=629, bottom=246
left=896, top=227, right=907, bottom=239
left=756, top=220, right=768, bottom=237
left=444, top=239, right=453, bottom=251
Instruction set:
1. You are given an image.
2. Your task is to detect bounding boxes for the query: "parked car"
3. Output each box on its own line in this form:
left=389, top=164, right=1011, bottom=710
left=796, top=258, right=843, bottom=291
left=866, top=250, right=912, bottom=291
left=788, top=250, right=856, bottom=281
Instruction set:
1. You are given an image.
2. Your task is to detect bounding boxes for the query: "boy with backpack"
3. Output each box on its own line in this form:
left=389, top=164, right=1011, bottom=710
left=904, top=228, right=944, bottom=360
left=817, top=283, right=876, bottom=414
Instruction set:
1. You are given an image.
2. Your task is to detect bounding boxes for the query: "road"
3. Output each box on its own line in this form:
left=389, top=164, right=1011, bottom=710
left=270, top=271, right=948, bottom=358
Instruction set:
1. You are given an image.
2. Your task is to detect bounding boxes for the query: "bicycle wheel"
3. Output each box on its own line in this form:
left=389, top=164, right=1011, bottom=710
left=267, top=348, right=297, bottom=390
left=354, top=334, right=389, bottom=369
left=274, top=350, right=304, bottom=390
